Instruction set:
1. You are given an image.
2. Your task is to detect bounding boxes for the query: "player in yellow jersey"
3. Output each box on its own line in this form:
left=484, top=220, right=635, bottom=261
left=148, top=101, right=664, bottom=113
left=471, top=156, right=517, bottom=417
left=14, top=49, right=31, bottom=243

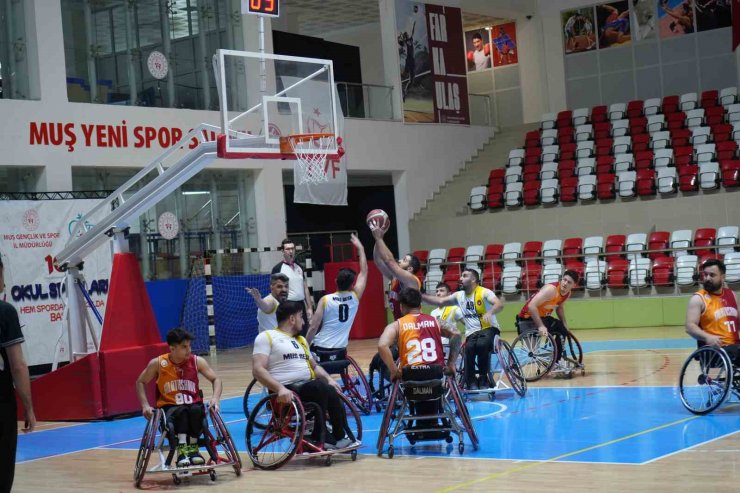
left=685, top=259, right=739, bottom=363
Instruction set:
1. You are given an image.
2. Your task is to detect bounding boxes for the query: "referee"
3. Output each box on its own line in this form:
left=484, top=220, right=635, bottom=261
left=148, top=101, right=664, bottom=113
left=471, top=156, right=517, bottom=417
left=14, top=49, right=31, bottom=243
left=272, top=239, right=314, bottom=336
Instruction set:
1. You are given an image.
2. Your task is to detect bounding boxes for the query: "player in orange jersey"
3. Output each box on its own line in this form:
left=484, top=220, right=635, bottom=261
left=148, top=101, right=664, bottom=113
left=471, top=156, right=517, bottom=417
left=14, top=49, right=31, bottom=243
left=136, top=328, right=222, bottom=468
left=686, top=259, right=739, bottom=363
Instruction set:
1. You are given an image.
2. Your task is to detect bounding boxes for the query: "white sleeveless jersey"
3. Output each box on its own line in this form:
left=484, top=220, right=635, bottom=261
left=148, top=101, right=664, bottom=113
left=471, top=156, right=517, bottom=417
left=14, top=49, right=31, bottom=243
left=312, top=291, right=359, bottom=349
left=256, top=294, right=279, bottom=333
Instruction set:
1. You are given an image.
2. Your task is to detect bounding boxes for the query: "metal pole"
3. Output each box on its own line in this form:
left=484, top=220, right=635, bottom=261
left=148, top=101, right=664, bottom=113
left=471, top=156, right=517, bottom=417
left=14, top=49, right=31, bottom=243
left=83, top=1, right=98, bottom=103
left=3, top=0, right=16, bottom=98
left=198, top=0, right=211, bottom=109
left=65, top=269, right=89, bottom=361
left=159, top=0, right=175, bottom=107
left=210, top=176, right=222, bottom=274
left=124, top=0, right=138, bottom=106
left=176, top=191, right=188, bottom=278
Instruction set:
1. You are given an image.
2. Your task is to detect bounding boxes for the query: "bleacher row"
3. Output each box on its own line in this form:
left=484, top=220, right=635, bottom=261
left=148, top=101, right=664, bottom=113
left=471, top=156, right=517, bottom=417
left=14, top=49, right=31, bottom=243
left=470, top=87, right=740, bottom=210
left=412, top=226, right=739, bottom=295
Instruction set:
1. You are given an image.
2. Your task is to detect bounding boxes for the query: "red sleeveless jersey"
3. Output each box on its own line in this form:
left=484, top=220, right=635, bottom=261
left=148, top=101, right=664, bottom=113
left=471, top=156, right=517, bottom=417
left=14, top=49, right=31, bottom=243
left=156, top=354, right=202, bottom=407
left=519, top=282, right=570, bottom=319
left=397, top=313, right=445, bottom=367
left=388, top=275, right=422, bottom=320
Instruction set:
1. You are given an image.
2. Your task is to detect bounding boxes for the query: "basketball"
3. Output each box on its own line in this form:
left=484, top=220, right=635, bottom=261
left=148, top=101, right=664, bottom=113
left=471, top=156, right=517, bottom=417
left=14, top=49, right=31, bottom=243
left=366, top=209, right=390, bottom=232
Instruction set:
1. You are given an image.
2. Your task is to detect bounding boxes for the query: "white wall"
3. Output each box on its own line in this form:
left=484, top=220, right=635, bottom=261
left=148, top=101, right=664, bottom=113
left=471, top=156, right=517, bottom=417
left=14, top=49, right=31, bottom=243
left=323, top=22, right=386, bottom=87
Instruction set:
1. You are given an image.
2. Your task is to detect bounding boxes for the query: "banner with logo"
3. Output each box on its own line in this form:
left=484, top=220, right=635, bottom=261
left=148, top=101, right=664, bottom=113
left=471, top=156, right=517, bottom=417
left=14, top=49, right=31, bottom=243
left=0, top=200, right=112, bottom=367
left=395, top=0, right=470, bottom=124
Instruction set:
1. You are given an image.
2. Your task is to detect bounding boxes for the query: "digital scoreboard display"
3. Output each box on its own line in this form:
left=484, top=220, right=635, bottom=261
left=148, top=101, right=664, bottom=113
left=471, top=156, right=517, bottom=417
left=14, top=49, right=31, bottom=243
left=246, top=0, right=279, bottom=18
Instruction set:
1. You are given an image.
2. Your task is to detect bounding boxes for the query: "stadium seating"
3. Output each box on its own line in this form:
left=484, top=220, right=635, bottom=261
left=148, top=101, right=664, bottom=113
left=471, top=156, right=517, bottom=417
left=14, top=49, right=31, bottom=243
left=647, top=232, right=670, bottom=260
left=716, top=226, right=739, bottom=255
left=725, top=252, right=740, bottom=283
left=676, top=255, right=699, bottom=286
left=652, top=256, right=675, bottom=286
left=502, top=242, right=522, bottom=266
left=670, top=229, right=692, bottom=258
left=693, top=228, right=716, bottom=257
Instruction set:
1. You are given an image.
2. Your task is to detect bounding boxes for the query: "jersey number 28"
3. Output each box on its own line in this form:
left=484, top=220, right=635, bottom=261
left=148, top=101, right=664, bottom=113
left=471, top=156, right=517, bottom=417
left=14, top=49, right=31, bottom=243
left=406, top=337, right=438, bottom=365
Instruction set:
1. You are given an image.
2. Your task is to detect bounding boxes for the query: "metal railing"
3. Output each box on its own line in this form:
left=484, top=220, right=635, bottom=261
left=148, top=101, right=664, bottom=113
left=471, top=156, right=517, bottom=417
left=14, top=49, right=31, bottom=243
left=336, top=82, right=396, bottom=121
left=421, top=243, right=740, bottom=299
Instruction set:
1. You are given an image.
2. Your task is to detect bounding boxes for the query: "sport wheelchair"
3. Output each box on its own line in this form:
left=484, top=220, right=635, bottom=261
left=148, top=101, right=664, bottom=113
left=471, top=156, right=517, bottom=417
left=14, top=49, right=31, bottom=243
left=510, top=323, right=585, bottom=381
left=679, top=344, right=740, bottom=415
left=376, top=364, right=479, bottom=458
left=133, top=405, right=241, bottom=488
left=245, top=390, right=362, bottom=469
left=455, top=334, right=527, bottom=400
left=313, top=347, right=375, bottom=414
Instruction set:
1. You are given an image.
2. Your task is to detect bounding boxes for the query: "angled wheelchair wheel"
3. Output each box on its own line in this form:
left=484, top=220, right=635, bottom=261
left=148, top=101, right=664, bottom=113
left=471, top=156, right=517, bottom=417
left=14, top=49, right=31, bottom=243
left=511, top=331, right=557, bottom=382
left=447, top=378, right=479, bottom=450
left=134, top=409, right=160, bottom=488
left=679, top=346, right=733, bottom=415
left=246, top=393, right=305, bottom=470
left=210, top=408, right=242, bottom=476
left=243, top=378, right=269, bottom=429
left=496, top=338, right=527, bottom=397
left=342, top=356, right=374, bottom=415
left=563, top=331, right=585, bottom=375
left=376, top=381, right=400, bottom=454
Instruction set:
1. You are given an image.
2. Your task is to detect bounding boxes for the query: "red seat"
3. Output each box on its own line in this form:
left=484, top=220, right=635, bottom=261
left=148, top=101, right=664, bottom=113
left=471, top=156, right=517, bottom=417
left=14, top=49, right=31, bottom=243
left=521, top=264, right=543, bottom=292
left=720, top=160, right=740, bottom=187
left=558, top=160, right=576, bottom=179
left=487, top=179, right=505, bottom=208
left=705, top=106, right=725, bottom=126
left=482, top=263, right=502, bottom=290
left=447, top=247, right=465, bottom=264
left=596, top=138, right=613, bottom=157
left=489, top=168, right=506, bottom=182
left=630, top=116, right=648, bottom=136
left=563, top=238, right=583, bottom=260
left=592, top=105, right=608, bottom=123
left=560, top=143, right=577, bottom=161
left=594, top=122, right=611, bottom=140
left=662, top=95, right=680, bottom=114
left=558, top=126, right=575, bottom=145
left=711, top=123, right=732, bottom=143
left=694, top=228, right=716, bottom=257
left=652, top=256, right=675, bottom=286
left=523, top=180, right=541, bottom=205
left=636, top=169, right=656, bottom=196
left=443, top=264, right=462, bottom=285
left=596, top=156, right=615, bottom=174
left=674, top=146, right=694, bottom=167
left=717, top=141, right=738, bottom=160
left=700, top=90, right=718, bottom=109
left=525, top=130, right=541, bottom=148
left=525, top=147, right=542, bottom=165
left=671, top=128, right=691, bottom=147
left=484, top=244, right=504, bottom=263
left=607, top=259, right=629, bottom=288
left=678, top=164, right=699, bottom=191
left=605, top=235, right=626, bottom=258
left=634, top=150, right=655, bottom=170
left=666, top=112, right=686, bottom=130
left=632, top=133, right=650, bottom=152
left=627, top=100, right=644, bottom=119
left=522, top=241, right=543, bottom=262
left=597, top=172, right=616, bottom=199
left=523, top=164, right=541, bottom=182
left=557, top=110, right=573, bottom=129
left=560, top=177, right=578, bottom=202
left=647, top=232, right=670, bottom=260
left=700, top=254, right=722, bottom=268
left=413, top=250, right=429, bottom=267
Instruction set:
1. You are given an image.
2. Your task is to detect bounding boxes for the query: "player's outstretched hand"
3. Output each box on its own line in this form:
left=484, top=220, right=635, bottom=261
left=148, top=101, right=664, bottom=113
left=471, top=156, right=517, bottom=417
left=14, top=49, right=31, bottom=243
left=350, top=233, right=363, bottom=250
left=369, top=219, right=385, bottom=240
left=208, top=398, right=220, bottom=414
left=245, top=287, right=261, bottom=300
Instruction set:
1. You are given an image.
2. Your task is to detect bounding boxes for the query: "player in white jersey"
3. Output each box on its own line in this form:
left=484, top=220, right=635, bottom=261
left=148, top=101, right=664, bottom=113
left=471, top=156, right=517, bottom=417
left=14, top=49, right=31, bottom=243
left=429, top=282, right=465, bottom=351
left=246, top=273, right=289, bottom=333
left=307, top=234, right=367, bottom=356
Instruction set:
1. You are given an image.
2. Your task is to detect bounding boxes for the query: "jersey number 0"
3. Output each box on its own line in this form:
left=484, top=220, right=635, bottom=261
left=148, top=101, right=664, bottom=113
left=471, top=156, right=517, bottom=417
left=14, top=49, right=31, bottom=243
left=406, top=337, right=438, bottom=365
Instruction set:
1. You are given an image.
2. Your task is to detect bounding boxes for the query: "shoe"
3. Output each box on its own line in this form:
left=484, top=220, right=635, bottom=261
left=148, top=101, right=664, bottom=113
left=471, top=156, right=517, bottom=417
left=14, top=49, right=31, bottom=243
left=187, top=445, right=205, bottom=466
left=334, top=437, right=354, bottom=449
left=468, top=381, right=479, bottom=390
left=176, top=445, right=191, bottom=467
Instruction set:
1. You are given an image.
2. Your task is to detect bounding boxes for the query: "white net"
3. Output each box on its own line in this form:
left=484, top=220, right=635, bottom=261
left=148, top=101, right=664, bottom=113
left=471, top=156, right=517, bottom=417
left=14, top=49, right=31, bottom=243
left=288, top=134, right=336, bottom=185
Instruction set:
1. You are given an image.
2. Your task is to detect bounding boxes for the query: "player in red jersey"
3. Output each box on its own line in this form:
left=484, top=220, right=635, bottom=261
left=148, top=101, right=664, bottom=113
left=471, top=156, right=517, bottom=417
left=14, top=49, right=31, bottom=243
left=136, top=328, right=223, bottom=467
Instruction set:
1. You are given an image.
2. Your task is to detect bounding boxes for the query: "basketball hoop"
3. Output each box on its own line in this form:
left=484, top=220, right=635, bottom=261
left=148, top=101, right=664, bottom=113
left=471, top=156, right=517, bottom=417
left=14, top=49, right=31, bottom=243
left=281, top=133, right=343, bottom=185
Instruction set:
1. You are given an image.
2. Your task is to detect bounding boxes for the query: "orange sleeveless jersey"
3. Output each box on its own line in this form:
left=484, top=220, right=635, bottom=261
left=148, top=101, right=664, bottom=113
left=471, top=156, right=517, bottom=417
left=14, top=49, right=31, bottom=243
left=696, top=288, right=739, bottom=346
left=156, top=354, right=202, bottom=408
left=397, top=313, right=445, bottom=367
left=388, top=275, right=422, bottom=320
left=519, top=282, right=571, bottom=319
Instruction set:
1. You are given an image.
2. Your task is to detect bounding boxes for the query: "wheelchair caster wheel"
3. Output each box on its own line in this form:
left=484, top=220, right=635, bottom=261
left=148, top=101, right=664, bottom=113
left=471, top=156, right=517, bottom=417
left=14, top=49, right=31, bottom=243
left=488, top=392, right=495, bottom=401
left=209, top=470, right=216, bottom=482
left=458, top=443, right=464, bottom=454
left=172, top=474, right=181, bottom=485
left=408, top=437, right=416, bottom=445
left=445, top=436, right=453, bottom=444
left=388, top=446, right=394, bottom=459
left=324, top=455, right=333, bottom=467
left=351, top=450, right=357, bottom=461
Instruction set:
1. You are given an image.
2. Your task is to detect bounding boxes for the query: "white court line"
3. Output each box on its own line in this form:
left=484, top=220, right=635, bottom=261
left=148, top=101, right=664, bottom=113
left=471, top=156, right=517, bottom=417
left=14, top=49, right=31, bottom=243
left=639, top=429, right=740, bottom=465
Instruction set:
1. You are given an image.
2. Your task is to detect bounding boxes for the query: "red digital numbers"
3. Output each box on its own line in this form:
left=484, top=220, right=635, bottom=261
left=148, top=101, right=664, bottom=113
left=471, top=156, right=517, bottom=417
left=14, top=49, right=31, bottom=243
left=44, top=255, right=63, bottom=275
left=248, top=0, right=278, bottom=17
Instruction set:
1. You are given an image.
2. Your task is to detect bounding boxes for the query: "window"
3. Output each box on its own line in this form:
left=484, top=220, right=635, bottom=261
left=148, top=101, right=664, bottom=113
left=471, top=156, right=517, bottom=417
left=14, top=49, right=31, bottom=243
left=0, top=0, right=34, bottom=100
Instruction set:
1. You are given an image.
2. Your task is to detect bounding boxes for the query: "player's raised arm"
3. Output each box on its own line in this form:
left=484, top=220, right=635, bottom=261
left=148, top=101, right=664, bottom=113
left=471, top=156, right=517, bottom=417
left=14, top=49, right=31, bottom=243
left=246, top=287, right=276, bottom=313
left=350, top=234, right=369, bottom=299
left=422, top=291, right=458, bottom=307
left=370, top=222, right=418, bottom=289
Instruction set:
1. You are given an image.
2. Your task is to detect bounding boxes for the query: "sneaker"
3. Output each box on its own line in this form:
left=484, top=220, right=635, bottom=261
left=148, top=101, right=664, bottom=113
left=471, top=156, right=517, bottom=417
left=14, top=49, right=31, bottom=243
left=187, top=445, right=205, bottom=466
left=334, top=437, right=354, bottom=449
left=176, top=445, right=191, bottom=467
left=468, top=381, right=479, bottom=390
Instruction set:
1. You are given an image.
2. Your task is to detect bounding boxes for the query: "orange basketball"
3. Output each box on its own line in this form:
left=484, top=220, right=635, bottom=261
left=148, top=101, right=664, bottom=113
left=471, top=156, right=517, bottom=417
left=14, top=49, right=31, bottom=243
left=366, top=209, right=390, bottom=233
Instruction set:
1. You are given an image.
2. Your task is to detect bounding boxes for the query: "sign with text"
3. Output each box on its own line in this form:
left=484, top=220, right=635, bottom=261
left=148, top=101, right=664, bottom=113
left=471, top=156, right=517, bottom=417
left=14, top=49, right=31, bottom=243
left=0, top=200, right=113, bottom=367
left=395, top=1, right=470, bottom=124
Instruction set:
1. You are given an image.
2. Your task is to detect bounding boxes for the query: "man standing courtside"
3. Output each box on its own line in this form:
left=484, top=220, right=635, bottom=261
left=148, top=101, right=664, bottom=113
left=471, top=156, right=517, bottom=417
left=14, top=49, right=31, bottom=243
left=272, top=239, right=314, bottom=336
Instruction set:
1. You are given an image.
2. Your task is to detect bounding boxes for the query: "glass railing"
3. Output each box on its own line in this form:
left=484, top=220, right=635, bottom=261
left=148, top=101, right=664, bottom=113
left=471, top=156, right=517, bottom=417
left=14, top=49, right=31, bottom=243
left=468, top=93, right=493, bottom=127
left=336, top=82, right=396, bottom=121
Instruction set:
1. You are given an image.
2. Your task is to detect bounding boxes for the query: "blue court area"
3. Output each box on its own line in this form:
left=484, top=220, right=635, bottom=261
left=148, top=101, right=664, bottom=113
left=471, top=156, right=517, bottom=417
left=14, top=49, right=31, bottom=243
left=17, top=338, right=738, bottom=466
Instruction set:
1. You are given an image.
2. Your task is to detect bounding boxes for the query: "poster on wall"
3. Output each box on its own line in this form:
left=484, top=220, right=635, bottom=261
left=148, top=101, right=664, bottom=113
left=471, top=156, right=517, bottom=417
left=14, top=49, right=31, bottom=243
left=657, top=0, right=696, bottom=38
left=396, top=0, right=470, bottom=124
left=596, top=1, right=633, bottom=48
left=0, top=200, right=112, bottom=367
left=694, top=0, right=732, bottom=32
left=491, top=22, right=518, bottom=66
left=631, top=0, right=657, bottom=40
left=562, top=7, right=598, bottom=54
left=465, top=28, right=492, bottom=72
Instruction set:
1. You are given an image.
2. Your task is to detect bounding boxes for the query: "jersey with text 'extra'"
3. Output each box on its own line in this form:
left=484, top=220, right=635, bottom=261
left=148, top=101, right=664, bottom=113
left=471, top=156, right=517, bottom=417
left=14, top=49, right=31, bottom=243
left=156, top=354, right=202, bottom=407
left=397, top=313, right=445, bottom=367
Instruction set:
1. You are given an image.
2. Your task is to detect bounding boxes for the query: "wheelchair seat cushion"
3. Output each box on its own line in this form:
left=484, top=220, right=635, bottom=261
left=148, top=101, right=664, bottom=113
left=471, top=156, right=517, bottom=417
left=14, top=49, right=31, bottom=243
left=314, top=347, right=350, bottom=374
left=402, top=365, right=445, bottom=401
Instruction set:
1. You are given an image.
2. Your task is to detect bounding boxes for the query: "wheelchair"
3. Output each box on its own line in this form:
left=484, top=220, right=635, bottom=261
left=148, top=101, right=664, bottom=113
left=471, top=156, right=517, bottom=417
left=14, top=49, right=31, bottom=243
left=376, top=364, right=479, bottom=458
left=679, top=344, right=740, bottom=415
left=313, top=347, right=375, bottom=414
left=510, top=322, right=585, bottom=381
left=455, top=334, right=527, bottom=400
left=245, top=389, right=362, bottom=469
left=133, top=405, right=241, bottom=488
